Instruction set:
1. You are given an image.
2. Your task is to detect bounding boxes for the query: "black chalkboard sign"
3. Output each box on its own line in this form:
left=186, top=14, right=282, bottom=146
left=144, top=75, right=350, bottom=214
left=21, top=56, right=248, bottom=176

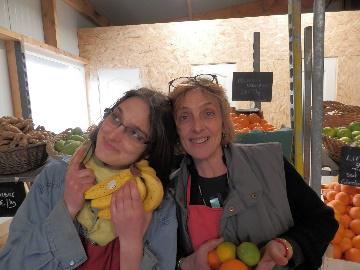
left=0, top=182, right=26, bottom=217
left=232, top=72, right=273, bottom=102
left=339, top=146, right=360, bottom=186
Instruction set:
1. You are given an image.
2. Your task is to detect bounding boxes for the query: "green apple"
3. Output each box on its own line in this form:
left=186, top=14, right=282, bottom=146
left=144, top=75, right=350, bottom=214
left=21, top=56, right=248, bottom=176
left=237, top=242, right=261, bottom=267
left=339, top=137, right=352, bottom=144
left=323, top=127, right=336, bottom=137
left=349, top=121, right=360, bottom=132
left=337, top=128, right=352, bottom=139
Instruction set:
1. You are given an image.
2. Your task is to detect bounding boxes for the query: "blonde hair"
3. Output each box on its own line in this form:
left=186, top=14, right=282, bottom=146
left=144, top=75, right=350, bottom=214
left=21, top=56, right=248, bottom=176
left=169, top=81, right=235, bottom=145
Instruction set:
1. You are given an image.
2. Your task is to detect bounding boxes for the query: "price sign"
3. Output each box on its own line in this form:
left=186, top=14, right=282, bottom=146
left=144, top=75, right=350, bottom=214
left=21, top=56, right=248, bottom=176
left=0, top=182, right=26, bottom=217
left=232, top=72, right=273, bottom=102
left=339, top=146, right=360, bottom=186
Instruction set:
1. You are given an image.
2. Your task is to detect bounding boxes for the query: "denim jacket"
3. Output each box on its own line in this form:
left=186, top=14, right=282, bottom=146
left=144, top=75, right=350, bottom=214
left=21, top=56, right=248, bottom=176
left=0, top=159, right=177, bottom=270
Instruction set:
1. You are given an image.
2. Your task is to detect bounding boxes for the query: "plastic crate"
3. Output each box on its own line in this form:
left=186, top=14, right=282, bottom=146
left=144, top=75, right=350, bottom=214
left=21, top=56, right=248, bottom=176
left=234, top=128, right=293, bottom=161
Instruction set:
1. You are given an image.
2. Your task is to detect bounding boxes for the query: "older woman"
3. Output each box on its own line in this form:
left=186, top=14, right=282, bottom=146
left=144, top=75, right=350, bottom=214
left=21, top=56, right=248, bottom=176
left=168, top=75, right=338, bottom=270
left=0, top=88, right=178, bottom=270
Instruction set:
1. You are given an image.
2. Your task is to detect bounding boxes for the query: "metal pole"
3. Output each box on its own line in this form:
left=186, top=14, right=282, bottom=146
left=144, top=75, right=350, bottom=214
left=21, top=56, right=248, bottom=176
left=288, top=0, right=303, bottom=175
left=311, top=0, right=325, bottom=196
left=303, top=26, right=312, bottom=184
left=253, top=32, right=261, bottom=110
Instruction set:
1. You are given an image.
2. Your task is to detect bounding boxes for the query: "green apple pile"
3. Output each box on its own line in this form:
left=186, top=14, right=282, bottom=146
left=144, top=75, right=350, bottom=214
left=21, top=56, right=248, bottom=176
left=54, top=127, right=87, bottom=155
left=323, top=121, right=360, bottom=147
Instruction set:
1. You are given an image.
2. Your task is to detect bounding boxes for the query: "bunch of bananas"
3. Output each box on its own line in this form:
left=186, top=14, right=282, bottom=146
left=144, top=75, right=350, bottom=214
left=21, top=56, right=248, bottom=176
left=84, top=157, right=164, bottom=219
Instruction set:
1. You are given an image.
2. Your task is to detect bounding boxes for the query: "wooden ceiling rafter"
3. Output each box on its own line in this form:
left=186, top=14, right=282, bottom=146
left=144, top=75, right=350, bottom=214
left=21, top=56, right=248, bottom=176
left=41, top=0, right=58, bottom=47
left=0, top=26, right=88, bottom=65
left=63, top=0, right=111, bottom=27
left=169, top=0, right=314, bottom=22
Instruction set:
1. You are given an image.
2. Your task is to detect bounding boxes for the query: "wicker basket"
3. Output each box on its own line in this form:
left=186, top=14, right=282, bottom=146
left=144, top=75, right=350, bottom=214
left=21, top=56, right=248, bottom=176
left=0, top=143, right=48, bottom=175
left=323, top=101, right=360, bottom=127
left=322, top=101, right=360, bottom=163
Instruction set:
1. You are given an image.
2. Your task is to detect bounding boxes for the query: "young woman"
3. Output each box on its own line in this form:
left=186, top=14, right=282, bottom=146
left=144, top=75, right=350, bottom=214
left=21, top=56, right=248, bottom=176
left=0, top=88, right=178, bottom=270
left=168, top=75, right=338, bottom=270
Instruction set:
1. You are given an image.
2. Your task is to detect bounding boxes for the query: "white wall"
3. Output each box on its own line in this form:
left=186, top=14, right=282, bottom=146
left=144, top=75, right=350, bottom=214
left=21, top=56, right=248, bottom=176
left=0, top=0, right=95, bottom=117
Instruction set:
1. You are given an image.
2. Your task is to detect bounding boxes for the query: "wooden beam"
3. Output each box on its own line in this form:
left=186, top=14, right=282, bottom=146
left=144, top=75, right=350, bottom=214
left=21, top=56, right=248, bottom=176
left=0, top=27, right=21, bottom=41
left=41, top=0, right=58, bottom=47
left=63, top=0, right=111, bottom=27
left=22, top=36, right=88, bottom=65
left=5, top=41, right=22, bottom=117
left=186, top=0, right=193, bottom=20
left=170, top=0, right=314, bottom=22
left=0, top=26, right=88, bottom=65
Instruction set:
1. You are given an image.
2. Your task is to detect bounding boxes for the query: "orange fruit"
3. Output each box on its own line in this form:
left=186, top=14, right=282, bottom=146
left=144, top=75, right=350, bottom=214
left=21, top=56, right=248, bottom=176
left=216, top=242, right=236, bottom=262
left=340, top=214, right=352, bottom=228
left=234, top=118, right=250, bottom=129
left=219, top=259, right=249, bottom=270
left=344, top=229, right=355, bottom=239
left=353, top=194, right=360, bottom=207
left=344, top=248, right=360, bottom=263
left=332, top=244, right=342, bottom=259
left=331, top=224, right=345, bottom=245
left=349, top=207, right=360, bottom=219
left=352, top=235, right=360, bottom=249
left=328, top=182, right=338, bottom=190
left=237, top=114, right=248, bottom=120
left=208, top=250, right=221, bottom=270
left=349, top=219, right=360, bottom=235
left=341, top=184, right=358, bottom=195
left=334, top=183, right=342, bottom=192
left=326, top=190, right=338, bottom=201
left=335, top=192, right=351, bottom=206
left=339, top=237, right=352, bottom=252
left=327, top=200, right=346, bottom=214
left=248, top=113, right=261, bottom=124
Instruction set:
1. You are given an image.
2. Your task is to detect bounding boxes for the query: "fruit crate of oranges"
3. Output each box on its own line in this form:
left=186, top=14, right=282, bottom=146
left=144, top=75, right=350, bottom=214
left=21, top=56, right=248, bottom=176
left=321, top=182, right=360, bottom=266
left=230, top=112, right=293, bottom=160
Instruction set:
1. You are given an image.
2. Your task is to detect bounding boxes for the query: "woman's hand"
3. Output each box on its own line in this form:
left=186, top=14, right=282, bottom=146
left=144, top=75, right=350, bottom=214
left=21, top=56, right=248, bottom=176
left=255, top=239, right=293, bottom=270
left=111, top=180, right=152, bottom=270
left=180, top=238, right=223, bottom=270
left=64, top=146, right=96, bottom=219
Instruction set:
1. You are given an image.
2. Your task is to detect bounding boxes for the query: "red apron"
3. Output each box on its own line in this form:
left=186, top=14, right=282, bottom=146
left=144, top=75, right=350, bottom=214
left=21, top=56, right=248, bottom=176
left=76, top=237, right=120, bottom=270
left=187, top=176, right=223, bottom=250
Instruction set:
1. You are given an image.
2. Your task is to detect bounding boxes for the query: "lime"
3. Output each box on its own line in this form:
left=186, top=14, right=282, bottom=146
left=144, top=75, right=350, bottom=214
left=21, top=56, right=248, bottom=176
left=236, top=242, right=260, bottom=267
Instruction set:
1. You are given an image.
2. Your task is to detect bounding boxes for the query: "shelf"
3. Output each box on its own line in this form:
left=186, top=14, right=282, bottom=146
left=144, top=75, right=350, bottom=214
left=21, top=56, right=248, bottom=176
left=0, top=164, right=46, bottom=183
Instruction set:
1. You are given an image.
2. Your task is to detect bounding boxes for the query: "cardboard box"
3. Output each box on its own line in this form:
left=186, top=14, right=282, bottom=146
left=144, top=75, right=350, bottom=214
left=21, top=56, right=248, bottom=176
left=234, top=128, right=293, bottom=161
left=321, top=245, right=360, bottom=270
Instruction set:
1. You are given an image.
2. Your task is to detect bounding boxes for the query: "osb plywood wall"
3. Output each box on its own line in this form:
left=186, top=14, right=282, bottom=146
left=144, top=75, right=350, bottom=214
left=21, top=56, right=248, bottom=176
left=78, top=11, right=360, bottom=127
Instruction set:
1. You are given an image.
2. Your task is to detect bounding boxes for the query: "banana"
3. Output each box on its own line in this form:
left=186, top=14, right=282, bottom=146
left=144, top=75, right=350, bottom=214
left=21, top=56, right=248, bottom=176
left=90, top=177, right=147, bottom=209
left=83, top=158, right=164, bottom=220
left=98, top=208, right=111, bottom=219
left=141, top=171, right=164, bottom=212
left=84, top=170, right=132, bottom=200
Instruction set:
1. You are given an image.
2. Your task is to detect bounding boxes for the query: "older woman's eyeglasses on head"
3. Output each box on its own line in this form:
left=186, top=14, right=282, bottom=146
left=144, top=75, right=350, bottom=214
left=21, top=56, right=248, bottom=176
left=168, top=74, right=218, bottom=93
left=104, top=108, right=149, bottom=145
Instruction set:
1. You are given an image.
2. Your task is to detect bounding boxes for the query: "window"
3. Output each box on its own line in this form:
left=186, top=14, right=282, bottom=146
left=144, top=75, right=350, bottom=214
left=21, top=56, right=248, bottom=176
left=25, top=52, right=89, bottom=133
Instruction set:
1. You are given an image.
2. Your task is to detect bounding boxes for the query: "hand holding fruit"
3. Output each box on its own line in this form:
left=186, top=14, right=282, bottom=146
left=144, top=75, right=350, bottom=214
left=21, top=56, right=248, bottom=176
left=181, top=238, right=224, bottom=270
left=64, top=146, right=96, bottom=219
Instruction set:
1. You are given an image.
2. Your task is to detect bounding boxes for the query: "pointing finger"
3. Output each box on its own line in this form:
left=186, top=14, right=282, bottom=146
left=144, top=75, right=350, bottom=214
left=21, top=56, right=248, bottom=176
left=69, top=145, right=86, bottom=169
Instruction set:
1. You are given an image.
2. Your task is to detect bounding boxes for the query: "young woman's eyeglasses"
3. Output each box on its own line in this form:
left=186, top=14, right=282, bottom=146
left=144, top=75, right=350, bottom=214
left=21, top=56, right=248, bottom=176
left=168, top=74, right=218, bottom=93
left=104, top=108, right=149, bottom=145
